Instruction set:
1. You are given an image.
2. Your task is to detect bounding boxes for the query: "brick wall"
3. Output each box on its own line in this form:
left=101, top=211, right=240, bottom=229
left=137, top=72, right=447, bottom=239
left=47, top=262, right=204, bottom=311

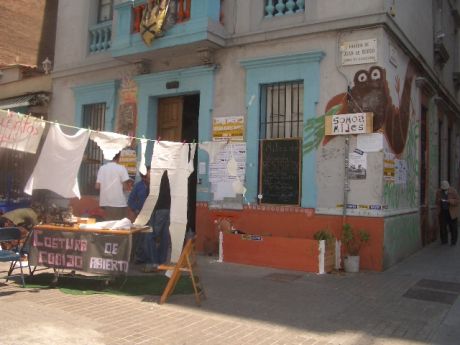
left=0, top=0, right=57, bottom=67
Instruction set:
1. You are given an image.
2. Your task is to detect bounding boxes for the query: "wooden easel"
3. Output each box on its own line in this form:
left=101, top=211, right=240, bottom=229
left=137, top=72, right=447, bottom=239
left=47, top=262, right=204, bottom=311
left=158, top=238, right=205, bottom=305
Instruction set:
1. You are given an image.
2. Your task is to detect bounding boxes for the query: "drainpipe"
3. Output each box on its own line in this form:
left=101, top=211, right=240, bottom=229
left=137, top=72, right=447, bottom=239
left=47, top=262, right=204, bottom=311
left=342, top=88, right=352, bottom=228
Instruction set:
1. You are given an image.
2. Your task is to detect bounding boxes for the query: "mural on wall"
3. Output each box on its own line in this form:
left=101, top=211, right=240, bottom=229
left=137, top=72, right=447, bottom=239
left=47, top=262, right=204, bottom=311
left=383, top=116, right=418, bottom=209
left=304, top=62, right=417, bottom=157
left=427, top=98, right=439, bottom=207
left=116, top=74, right=138, bottom=139
left=384, top=213, right=420, bottom=267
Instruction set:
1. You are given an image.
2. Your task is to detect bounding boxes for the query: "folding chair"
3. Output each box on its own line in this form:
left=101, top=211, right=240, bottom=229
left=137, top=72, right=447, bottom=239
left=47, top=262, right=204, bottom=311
left=0, top=227, right=26, bottom=287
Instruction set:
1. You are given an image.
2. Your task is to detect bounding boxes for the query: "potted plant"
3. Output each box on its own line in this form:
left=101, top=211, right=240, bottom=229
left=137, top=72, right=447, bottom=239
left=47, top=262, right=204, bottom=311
left=341, top=223, right=370, bottom=273
left=313, top=229, right=334, bottom=243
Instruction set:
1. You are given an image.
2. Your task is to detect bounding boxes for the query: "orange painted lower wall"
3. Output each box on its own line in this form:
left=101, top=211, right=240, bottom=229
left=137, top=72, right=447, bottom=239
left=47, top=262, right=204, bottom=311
left=223, top=233, right=320, bottom=272
left=196, top=203, right=385, bottom=271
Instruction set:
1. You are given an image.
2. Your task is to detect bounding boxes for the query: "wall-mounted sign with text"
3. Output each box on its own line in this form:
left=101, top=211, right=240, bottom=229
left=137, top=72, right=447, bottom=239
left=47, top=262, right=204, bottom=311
left=213, top=116, right=244, bottom=141
left=340, top=38, right=377, bottom=66
left=325, top=112, right=373, bottom=135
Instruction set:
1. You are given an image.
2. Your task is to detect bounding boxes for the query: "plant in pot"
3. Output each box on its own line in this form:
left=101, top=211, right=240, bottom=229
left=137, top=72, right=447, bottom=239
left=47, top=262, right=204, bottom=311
left=341, top=223, right=370, bottom=273
left=313, top=229, right=334, bottom=243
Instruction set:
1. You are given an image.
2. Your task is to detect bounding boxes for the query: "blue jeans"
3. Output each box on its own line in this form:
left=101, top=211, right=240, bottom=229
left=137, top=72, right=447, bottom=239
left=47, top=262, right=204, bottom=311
left=144, top=209, right=170, bottom=265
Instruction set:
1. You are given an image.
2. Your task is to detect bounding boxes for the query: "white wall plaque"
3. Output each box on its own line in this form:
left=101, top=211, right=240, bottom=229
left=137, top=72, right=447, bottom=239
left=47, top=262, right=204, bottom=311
left=340, top=39, right=377, bottom=66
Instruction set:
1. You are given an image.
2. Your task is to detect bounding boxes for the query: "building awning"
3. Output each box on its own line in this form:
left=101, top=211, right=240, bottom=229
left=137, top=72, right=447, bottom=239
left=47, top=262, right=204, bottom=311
left=0, top=94, right=36, bottom=110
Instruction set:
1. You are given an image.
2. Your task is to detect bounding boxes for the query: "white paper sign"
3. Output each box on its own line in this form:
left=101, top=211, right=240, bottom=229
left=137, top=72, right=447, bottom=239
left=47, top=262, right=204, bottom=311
left=395, top=159, right=407, bottom=184
left=357, top=133, right=384, bottom=152
left=209, top=143, right=246, bottom=200
left=0, top=110, right=45, bottom=153
left=348, top=149, right=367, bottom=180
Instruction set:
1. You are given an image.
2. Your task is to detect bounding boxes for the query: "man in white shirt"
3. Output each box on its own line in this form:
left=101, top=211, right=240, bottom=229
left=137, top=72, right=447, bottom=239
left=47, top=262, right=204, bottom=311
left=95, top=151, right=130, bottom=220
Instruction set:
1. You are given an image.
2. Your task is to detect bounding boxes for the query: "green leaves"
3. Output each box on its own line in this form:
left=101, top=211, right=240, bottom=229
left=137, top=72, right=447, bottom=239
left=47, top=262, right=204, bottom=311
left=303, top=104, right=343, bottom=154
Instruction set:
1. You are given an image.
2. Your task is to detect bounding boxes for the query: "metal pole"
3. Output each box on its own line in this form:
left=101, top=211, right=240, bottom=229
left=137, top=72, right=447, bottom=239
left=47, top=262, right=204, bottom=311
left=342, top=135, right=350, bottom=224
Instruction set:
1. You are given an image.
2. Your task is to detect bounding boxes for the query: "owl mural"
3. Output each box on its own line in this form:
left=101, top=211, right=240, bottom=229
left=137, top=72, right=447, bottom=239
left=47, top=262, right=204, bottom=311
left=320, top=62, right=416, bottom=155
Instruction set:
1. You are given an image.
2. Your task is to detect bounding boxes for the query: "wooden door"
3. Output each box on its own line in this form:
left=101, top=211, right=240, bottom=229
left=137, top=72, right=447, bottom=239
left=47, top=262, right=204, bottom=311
left=158, top=97, right=183, bottom=141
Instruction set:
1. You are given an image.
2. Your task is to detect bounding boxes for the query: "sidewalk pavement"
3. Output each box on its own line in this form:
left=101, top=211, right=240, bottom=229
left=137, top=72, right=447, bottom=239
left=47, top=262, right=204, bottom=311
left=0, top=241, right=459, bottom=345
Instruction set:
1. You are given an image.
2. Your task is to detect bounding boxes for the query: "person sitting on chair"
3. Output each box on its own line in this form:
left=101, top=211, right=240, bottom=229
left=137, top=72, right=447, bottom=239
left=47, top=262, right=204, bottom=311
left=0, top=207, right=39, bottom=249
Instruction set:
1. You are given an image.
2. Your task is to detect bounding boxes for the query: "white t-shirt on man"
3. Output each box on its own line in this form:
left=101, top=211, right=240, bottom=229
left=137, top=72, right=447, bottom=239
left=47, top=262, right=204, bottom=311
left=96, top=162, right=130, bottom=207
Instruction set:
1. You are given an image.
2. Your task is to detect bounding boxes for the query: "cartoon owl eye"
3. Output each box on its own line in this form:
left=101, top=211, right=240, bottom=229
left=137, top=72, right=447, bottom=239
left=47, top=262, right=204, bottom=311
left=370, top=69, right=381, bottom=80
left=357, top=72, right=368, bottom=83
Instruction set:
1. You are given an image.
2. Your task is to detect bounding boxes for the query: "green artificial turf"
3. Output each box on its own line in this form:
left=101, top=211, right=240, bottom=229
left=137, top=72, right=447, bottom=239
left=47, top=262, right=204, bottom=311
left=23, top=272, right=195, bottom=296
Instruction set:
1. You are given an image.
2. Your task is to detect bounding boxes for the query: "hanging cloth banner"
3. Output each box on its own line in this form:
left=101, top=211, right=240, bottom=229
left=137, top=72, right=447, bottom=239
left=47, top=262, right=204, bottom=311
left=134, top=141, right=195, bottom=263
left=138, top=138, right=148, bottom=176
left=0, top=109, right=45, bottom=153
left=140, top=0, right=171, bottom=45
left=90, top=131, right=133, bottom=160
left=24, top=123, right=90, bottom=199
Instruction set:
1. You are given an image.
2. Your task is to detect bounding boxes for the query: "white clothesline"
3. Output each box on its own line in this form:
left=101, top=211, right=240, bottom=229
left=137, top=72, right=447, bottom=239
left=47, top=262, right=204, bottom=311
left=2, top=109, right=176, bottom=144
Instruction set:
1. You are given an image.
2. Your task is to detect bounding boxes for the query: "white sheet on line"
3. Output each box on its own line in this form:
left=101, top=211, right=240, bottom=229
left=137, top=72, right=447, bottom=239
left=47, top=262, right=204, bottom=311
left=24, top=123, right=90, bottom=199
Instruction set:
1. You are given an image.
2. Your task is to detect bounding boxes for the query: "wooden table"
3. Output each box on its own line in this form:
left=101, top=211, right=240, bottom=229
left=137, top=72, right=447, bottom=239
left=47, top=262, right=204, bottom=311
left=28, top=224, right=150, bottom=276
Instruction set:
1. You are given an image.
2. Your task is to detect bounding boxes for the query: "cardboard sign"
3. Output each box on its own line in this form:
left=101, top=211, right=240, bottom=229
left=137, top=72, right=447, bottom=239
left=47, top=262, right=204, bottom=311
left=325, top=112, right=373, bottom=135
left=28, top=229, right=132, bottom=274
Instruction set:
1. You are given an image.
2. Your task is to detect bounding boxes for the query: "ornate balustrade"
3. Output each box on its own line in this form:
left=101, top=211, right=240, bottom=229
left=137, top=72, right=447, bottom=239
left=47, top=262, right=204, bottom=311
left=88, top=21, right=112, bottom=53
left=265, top=0, right=305, bottom=17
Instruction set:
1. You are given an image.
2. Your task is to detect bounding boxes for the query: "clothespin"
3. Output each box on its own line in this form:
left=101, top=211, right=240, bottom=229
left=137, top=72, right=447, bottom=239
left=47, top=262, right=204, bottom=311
left=157, top=136, right=161, bottom=142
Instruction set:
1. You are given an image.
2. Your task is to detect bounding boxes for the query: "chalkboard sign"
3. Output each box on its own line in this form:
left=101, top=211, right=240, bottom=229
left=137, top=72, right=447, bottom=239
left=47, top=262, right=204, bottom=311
left=259, top=138, right=301, bottom=205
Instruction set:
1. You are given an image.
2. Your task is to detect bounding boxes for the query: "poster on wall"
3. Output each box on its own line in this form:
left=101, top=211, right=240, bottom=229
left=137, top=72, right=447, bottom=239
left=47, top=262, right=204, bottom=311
left=357, top=133, right=384, bottom=152
left=384, top=153, right=395, bottom=182
left=394, top=159, right=407, bottom=185
left=209, top=143, right=246, bottom=201
left=213, top=116, right=244, bottom=141
left=116, top=75, right=138, bottom=140
left=119, top=148, right=137, bottom=177
left=348, top=149, right=367, bottom=180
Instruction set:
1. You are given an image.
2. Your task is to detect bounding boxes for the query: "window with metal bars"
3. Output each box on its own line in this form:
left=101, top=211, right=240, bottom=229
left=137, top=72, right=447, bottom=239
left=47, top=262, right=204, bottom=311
left=260, top=81, right=304, bottom=139
left=79, top=103, right=106, bottom=195
left=258, top=81, right=303, bottom=205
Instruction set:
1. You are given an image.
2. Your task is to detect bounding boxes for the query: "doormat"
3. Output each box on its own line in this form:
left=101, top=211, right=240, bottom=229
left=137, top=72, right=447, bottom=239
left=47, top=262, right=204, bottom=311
left=403, top=279, right=460, bottom=305
left=414, top=279, right=460, bottom=294
left=263, top=273, right=302, bottom=283
left=20, top=273, right=195, bottom=296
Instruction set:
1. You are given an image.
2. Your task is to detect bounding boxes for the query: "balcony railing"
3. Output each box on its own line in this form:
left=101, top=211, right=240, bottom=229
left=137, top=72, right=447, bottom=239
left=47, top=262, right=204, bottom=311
left=132, top=0, right=192, bottom=33
left=265, top=0, right=305, bottom=17
left=89, top=21, right=112, bottom=53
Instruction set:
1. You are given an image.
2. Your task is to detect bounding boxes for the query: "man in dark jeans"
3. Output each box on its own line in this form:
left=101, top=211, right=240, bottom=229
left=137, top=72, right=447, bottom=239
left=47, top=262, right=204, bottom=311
left=144, top=171, right=171, bottom=272
left=128, top=168, right=171, bottom=272
left=128, top=167, right=151, bottom=263
left=435, top=180, right=459, bottom=246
